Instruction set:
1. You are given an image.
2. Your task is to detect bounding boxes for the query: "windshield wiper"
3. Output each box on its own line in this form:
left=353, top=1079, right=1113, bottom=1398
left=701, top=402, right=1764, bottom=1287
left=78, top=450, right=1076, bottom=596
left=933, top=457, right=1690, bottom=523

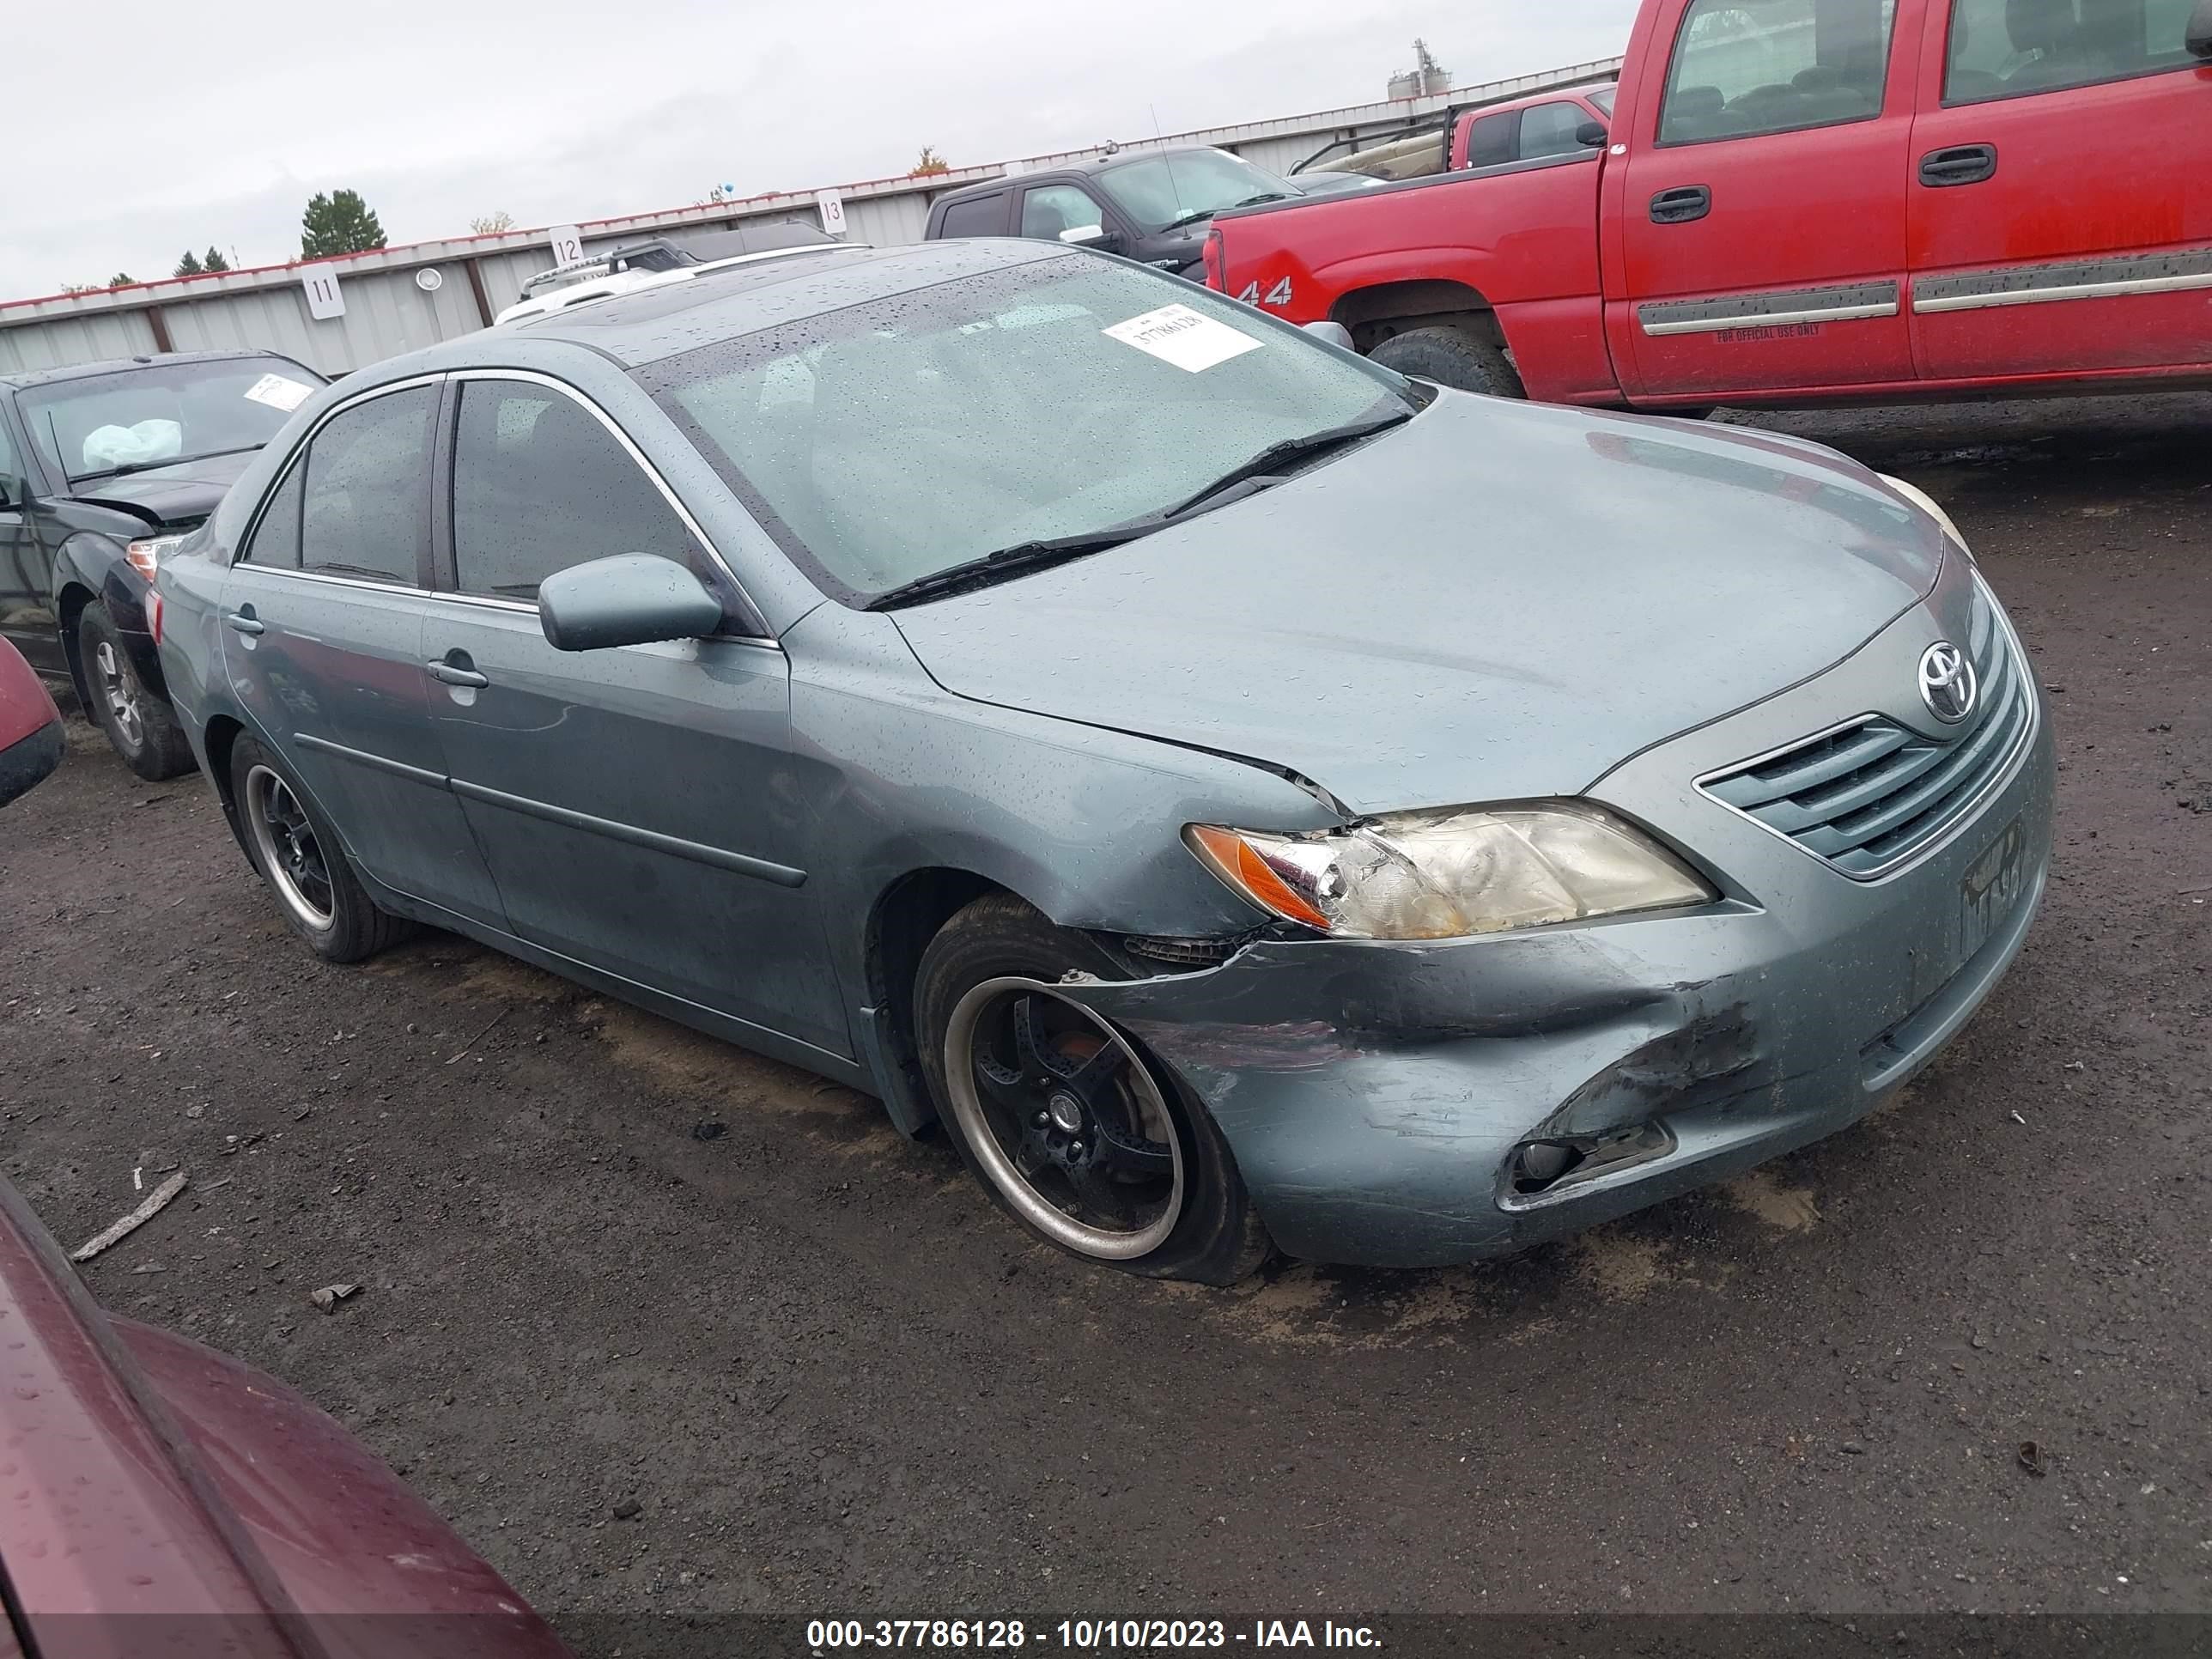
left=865, top=527, right=1157, bottom=611
left=70, top=443, right=264, bottom=485
left=1160, top=409, right=1413, bottom=519
left=868, top=409, right=1415, bottom=611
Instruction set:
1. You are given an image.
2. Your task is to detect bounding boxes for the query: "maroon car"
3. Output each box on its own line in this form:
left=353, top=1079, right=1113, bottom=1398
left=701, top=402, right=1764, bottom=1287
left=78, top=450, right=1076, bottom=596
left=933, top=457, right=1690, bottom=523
left=0, top=1178, right=574, bottom=1659
left=0, top=637, right=63, bottom=809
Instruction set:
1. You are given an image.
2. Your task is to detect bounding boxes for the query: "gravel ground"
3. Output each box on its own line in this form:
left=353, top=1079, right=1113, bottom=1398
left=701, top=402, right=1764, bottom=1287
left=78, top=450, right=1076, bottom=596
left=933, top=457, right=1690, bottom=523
left=2, top=393, right=2207, bottom=1654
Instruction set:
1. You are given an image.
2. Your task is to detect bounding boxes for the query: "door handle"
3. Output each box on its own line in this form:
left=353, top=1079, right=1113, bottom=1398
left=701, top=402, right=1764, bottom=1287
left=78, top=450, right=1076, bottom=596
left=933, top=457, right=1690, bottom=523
left=425, top=659, right=489, bottom=689
left=222, top=610, right=264, bottom=635
left=1650, top=185, right=1712, bottom=224
left=1919, top=144, right=1997, bottom=187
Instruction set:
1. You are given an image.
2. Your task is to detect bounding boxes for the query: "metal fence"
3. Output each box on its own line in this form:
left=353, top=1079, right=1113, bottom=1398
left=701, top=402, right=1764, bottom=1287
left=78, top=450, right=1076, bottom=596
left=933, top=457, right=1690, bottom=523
left=0, top=57, right=1621, bottom=380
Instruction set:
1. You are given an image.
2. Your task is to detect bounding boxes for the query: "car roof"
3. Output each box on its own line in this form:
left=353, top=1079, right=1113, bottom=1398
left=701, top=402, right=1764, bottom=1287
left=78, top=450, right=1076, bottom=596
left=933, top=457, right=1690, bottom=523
left=0, top=349, right=308, bottom=392
left=932, top=146, right=1243, bottom=207
left=437, top=238, right=1070, bottom=371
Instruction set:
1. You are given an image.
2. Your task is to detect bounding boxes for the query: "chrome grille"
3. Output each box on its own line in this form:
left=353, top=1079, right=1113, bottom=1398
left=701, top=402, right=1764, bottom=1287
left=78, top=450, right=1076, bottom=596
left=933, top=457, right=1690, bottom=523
left=1699, top=578, right=2033, bottom=878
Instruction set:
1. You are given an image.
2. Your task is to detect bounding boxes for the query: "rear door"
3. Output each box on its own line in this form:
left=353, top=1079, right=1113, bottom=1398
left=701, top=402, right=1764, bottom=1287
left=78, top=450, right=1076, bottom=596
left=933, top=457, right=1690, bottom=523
left=1612, top=0, right=1924, bottom=399
left=1907, top=0, right=2212, bottom=381
left=217, top=380, right=505, bottom=927
left=931, top=190, right=1012, bottom=239
left=422, top=373, right=849, bottom=1060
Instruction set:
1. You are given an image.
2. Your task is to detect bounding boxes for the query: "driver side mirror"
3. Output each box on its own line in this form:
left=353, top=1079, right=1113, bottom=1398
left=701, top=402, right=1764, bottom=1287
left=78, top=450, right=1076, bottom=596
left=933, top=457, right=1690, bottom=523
left=1577, top=120, right=1610, bottom=148
left=538, top=553, right=725, bottom=652
left=2189, top=0, right=2212, bottom=58
left=1058, top=223, right=1124, bottom=254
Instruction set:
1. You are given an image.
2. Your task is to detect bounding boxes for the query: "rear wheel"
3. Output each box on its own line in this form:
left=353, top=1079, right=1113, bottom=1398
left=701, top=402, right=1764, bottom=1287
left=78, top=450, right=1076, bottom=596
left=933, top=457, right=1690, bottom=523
left=78, top=604, right=192, bottom=781
left=1370, top=325, right=1525, bottom=398
left=229, top=735, right=411, bottom=963
left=916, top=895, right=1268, bottom=1285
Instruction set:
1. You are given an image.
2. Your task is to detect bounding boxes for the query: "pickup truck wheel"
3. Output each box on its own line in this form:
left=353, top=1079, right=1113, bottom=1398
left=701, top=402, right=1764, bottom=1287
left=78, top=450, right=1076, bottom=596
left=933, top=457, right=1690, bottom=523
left=77, top=604, right=193, bottom=781
left=917, top=894, right=1270, bottom=1285
left=1370, top=326, right=1525, bottom=398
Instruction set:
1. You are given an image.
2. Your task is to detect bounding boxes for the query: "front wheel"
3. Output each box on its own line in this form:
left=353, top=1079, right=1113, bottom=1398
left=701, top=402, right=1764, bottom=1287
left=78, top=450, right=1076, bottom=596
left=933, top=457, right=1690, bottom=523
left=916, top=895, right=1269, bottom=1285
left=1370, top=325, right=1525, bottom=398
left=77, top=604, right=193, bottom=781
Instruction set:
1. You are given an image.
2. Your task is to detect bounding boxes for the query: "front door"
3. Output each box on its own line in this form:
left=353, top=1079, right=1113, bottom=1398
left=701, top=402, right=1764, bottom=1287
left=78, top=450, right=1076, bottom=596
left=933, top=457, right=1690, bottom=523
left=0, top=410, right=59, bottom=678
left=218, top=380, right=505, bottom=927
left=422, top=374, right=849, bottom=1060
left=1613, top=0, right=1923, bottom=399
left=1906, top=0, right=2212, bottom=380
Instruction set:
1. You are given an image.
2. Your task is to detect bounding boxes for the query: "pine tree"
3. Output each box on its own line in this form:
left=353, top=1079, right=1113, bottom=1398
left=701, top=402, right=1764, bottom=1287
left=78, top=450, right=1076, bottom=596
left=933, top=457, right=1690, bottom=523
left=300, top=190, right=387, bottom=258
left=175, top=251, right=204, bottom=276
left=107, top=272, right=135, bottom=289
left=204, top=246, right=231, bottom=272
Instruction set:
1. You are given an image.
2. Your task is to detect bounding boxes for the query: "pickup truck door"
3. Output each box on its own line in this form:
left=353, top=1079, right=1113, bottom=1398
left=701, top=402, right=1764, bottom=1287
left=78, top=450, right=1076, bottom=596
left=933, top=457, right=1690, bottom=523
left=0, top=411, right=57, bottom=677
left=1905, top=0, right=2212, bottom=382
left=1607, top=0, right=1926, bottom=401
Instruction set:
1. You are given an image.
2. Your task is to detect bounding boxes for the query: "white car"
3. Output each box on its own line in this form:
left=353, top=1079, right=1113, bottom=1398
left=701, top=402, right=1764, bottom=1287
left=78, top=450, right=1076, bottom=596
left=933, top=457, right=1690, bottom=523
left=495, top=230, right=849, bottom=325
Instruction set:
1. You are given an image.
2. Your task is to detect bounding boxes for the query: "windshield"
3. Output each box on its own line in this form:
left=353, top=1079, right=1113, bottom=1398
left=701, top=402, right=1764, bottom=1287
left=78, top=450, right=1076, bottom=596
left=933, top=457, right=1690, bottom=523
left=642, top=254, right=1415, bottom=605
left=1589, top=85, right=1618, bottom=115
left=21, top=356, right=323, bottom=484
left=1096, top=150, right=1296, bottom=231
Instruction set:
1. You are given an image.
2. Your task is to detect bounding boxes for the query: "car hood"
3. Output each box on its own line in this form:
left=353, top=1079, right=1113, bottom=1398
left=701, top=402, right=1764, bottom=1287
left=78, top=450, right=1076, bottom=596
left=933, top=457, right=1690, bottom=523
left=890, top=395, right=1943, bottom=813
left=67, top=447, right=258, bottom=528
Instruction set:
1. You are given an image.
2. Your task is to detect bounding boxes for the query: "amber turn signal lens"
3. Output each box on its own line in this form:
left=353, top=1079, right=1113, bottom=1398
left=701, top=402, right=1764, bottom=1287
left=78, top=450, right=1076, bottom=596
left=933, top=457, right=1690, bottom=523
left=1187, top=824, right=1331, bottom=931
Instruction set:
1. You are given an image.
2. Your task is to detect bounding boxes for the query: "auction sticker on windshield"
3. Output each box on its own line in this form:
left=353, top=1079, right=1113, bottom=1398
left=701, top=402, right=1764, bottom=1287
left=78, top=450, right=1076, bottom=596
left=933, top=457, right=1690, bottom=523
left=243, top=374, right=314, bottom=413
left=1103, top=303, right=1263, bottom=373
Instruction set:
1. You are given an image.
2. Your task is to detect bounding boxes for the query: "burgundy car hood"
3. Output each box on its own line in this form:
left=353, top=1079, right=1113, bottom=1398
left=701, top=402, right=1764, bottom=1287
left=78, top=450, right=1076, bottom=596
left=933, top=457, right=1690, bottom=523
left=0, top=1180, right=570, bottom=1658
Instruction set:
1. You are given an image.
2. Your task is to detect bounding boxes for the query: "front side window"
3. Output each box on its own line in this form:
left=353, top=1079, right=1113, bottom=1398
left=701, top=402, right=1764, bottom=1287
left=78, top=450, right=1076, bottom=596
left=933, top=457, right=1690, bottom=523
left=642, top=255, right=1415, bottom=605
left=1462, top=112, right=1516, bottom=167
left=1660, top=0, right=1897, bottom=143
left=1945, top=0, right=2203, bottom=103
left=18, top=356, right=324, bottom=486
left=1095, top=150, right=1295, bottom=232
left=1519, top=100, right=1598, bottom=159
left=450, top=380, right=696, bottom=601
left=299, top=386, right=434, bottom=585
left=1019, top=186, right=1108, bottom=241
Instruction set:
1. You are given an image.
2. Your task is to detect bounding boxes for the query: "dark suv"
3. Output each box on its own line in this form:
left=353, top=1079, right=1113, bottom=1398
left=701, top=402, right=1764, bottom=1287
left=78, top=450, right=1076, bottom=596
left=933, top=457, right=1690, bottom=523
left=923, top=146, right=1299, bottom=278
left=0, top=350, right=325, bottom=777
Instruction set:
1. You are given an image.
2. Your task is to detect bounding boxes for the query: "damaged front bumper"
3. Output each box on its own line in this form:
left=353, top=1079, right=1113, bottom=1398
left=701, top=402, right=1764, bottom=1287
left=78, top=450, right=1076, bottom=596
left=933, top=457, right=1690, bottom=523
left=1069, top=692, right=2057, bottom=1270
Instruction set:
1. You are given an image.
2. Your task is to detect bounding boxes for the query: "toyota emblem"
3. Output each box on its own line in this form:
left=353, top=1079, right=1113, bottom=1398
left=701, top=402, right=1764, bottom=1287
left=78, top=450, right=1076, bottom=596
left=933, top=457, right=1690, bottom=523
left=1918, top=641, right=1978, bottom=724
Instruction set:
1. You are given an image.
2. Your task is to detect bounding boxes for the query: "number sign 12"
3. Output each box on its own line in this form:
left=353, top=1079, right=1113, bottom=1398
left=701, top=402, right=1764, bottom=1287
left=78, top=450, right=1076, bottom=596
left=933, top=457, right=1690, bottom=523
left=548, top=224, right=585, bottom=265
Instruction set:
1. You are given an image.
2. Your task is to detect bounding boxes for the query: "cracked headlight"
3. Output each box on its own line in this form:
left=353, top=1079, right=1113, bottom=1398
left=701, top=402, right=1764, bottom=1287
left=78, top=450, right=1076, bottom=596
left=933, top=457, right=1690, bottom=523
left=1186, top=802, right=1716, bottom=940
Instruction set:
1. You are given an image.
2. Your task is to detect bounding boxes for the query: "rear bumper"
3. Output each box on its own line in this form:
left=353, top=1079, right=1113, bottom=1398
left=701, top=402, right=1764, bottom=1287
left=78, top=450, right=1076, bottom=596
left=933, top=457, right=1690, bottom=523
left=1071, top=565, right=2057, bottom=1267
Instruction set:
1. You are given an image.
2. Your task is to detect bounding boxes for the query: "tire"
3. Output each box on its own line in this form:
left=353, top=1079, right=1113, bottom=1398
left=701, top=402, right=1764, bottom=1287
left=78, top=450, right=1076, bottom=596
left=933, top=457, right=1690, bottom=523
left=228, top=734, right=411, bottom=963
left=77, top=604, right=193, bottom=781
left=915, top=894, right=1269, bottom=1285
left=1370, top=325, right=1526, bottom=398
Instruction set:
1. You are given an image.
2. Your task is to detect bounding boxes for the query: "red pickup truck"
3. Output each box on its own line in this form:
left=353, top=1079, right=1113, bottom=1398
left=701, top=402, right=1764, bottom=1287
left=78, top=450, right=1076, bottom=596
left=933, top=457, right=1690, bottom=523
left=1207, top=0, right=2212, bottom=410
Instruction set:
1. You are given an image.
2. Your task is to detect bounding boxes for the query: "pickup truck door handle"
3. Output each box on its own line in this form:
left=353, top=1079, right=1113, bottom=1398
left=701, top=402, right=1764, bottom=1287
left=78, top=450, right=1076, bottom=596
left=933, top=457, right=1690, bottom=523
left=425, top=657, right=489, bottom=689
left=222, top=609, right=264, bottom=636
left=1650, top=185, right=1712, bottom=224
left=1919, top=144, right=1998, bottom=187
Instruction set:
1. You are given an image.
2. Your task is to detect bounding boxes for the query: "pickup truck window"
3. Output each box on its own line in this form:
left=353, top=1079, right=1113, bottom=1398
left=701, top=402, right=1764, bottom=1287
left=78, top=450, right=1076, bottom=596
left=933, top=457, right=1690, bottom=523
left=1660, top=0, right=1897, bottom=144
left=1519, top=100, right=1596, bottom=158
left=1944, top=0, right=2203, bottom=102
left=936, top=194, right=1007, bottom=238
left=1462, top=112, right=1516, bottom=167
left=1021, top=186, right=1107, bottom=241
left=1097, top=151, right=1294, bottom=232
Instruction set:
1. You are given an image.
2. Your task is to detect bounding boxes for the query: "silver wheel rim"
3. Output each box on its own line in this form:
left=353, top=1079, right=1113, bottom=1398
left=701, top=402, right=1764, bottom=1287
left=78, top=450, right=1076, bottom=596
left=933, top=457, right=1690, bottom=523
left=243, top=764, right=335, bottom=931
left=94, top=639, right=143, bottom=749
left=944, top=975, right=1184, bottom=1261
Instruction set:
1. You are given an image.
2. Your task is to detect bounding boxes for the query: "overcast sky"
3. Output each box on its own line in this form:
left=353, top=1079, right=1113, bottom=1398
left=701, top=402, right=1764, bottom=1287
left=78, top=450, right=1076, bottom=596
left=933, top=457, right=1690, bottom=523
left=11, top=0, right=1634, bottom=301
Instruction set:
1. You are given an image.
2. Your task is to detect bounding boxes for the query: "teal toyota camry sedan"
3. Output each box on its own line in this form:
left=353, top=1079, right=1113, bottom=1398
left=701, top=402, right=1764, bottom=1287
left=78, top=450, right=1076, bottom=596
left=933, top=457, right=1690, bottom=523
left=155, top=240, right=2052, bottom=1282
